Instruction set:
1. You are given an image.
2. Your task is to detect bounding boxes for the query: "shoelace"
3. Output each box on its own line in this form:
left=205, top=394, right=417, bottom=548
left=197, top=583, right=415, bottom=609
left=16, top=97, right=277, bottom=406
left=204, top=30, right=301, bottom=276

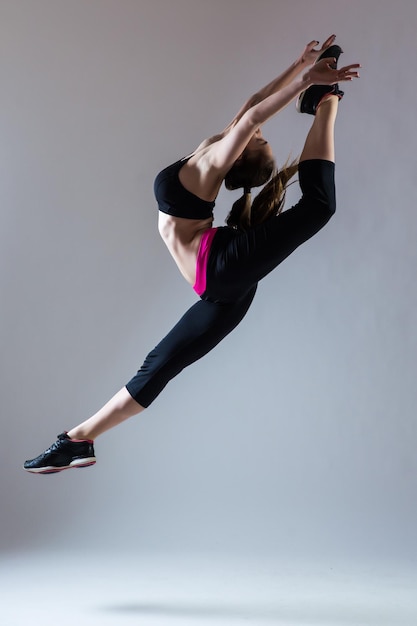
left=44, top=436, right=66, bottom=455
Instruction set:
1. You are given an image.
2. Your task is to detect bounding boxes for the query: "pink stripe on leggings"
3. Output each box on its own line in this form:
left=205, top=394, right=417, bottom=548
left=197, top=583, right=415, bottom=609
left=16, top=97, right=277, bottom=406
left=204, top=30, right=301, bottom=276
left=193, top=228, right=218, bottom=295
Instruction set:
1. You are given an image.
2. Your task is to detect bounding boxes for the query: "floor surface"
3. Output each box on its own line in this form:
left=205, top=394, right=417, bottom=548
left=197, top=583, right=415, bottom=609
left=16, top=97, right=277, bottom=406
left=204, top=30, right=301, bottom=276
left=1, top=551, right=416, bottom=626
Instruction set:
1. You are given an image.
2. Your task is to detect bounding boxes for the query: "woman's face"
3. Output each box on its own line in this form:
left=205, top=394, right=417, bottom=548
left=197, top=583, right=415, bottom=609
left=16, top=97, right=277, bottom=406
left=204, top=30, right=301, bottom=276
left=243, top=128, right=273, bottom=160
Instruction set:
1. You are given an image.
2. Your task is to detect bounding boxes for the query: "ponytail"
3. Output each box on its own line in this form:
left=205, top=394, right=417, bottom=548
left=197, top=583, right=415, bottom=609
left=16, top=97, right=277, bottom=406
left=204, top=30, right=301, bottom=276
left=226, top=188, right=252, bottom=231
left=226, top=158, right=299, bottom=231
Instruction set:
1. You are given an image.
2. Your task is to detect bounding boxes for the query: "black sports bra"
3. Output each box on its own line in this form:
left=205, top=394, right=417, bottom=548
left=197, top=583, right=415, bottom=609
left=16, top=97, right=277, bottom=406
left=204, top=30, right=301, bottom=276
left=154, top=157, right=215, bottom=220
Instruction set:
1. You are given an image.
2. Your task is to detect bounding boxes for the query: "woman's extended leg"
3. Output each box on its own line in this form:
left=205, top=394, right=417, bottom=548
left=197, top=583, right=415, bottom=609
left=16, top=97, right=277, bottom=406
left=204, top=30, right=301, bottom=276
left=24, top=287, right=257, bottom=472
left=202, top=95, right=340, bottom=303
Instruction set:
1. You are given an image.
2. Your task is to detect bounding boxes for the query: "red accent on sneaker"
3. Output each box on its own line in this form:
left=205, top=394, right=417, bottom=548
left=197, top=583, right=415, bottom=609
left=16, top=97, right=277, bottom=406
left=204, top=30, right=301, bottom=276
left=69, top=437, right=94, bottom=443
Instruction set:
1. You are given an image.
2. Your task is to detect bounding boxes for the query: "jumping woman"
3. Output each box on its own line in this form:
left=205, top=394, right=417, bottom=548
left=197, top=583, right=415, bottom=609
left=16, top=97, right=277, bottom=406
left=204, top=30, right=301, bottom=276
left=24, top=35, right=360, bottom=473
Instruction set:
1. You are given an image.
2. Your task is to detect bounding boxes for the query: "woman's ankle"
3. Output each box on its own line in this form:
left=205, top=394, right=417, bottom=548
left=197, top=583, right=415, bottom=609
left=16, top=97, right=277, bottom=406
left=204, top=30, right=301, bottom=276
left=67, top=428, right=93, bottom=441
left=317, top=93, right=339, bottom=111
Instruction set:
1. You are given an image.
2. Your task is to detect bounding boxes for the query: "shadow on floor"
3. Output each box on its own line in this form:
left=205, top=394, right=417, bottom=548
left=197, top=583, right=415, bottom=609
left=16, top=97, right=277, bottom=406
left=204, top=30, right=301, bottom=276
left=100, top=600, right=396, bottom=625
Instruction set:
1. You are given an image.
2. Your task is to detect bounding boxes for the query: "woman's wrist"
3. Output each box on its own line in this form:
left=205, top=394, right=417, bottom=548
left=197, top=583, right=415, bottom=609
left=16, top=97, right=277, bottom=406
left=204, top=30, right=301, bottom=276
left=291, top=58, right=307, bottom=75
left=296, top=73, right=313, bottom=92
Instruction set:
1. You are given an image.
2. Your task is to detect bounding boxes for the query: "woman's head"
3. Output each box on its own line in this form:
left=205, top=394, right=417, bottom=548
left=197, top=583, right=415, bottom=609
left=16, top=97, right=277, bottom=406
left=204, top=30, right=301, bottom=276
left=224, top=133, right=275, bottom=191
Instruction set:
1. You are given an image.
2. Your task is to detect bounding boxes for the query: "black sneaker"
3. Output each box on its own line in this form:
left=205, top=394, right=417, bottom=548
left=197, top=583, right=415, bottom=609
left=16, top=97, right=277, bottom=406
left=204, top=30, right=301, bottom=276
left=23, top=432, right=96, bottom=474
left=317, top=44, right=344, bottom=68
left=297, top=44, right=344, bottom=115
left=296, top=84, right=344, bottom=115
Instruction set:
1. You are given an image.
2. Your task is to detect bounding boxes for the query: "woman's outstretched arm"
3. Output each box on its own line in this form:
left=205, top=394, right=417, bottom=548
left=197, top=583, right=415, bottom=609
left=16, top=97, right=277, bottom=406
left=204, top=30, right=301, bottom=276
left=222, top=34, right=339, bottom=130
left=206, top=57, right=360, bottom=173
left=194, top=35, right=338, bottom=152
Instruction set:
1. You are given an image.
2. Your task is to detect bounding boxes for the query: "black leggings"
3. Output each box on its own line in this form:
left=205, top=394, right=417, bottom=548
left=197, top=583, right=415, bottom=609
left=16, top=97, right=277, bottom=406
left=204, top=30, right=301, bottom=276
left=126, top=159, right=335, bottom=407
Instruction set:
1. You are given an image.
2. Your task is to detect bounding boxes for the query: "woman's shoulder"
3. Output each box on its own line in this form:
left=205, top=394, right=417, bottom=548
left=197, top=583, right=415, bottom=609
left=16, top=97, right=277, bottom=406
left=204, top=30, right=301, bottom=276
left=192, top=132, right=226, bottom=153
left=187, top=118, right=238, bottom=160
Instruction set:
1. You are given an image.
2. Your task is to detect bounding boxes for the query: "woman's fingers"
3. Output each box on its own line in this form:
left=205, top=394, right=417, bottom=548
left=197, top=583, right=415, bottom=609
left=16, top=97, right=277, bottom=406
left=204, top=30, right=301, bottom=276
left=317, top=58, right=361, bottom=72
left=337, top=63, right=361, bottom=80
left=309, top=59, right=361, bottom=85
left=306, top=34, right=335, bottom=54
left=339, top=63, right=361, bottom=71
left=321, top=34, right=336, bottom=50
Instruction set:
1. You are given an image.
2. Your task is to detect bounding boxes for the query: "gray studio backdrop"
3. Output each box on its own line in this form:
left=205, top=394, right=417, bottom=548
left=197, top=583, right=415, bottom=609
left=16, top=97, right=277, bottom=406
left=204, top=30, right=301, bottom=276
left=1, top=0, right=416, bottom=564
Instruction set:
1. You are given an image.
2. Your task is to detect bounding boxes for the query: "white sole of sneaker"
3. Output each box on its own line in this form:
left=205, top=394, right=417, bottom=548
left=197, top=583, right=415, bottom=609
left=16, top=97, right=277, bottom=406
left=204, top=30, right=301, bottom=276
left=24, top=457, right=96, bottom=474
left=296, top=91, right=306, bottom=113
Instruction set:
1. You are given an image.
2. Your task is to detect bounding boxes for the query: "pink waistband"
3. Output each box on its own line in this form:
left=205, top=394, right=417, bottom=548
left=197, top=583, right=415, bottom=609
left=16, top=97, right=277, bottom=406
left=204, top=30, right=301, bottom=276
left=193, top=228, right=218, bottom=295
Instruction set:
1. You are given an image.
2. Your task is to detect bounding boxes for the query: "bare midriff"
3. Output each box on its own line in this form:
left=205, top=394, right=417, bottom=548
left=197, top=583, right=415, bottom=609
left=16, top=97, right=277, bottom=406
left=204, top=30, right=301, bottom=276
left=158, top=212, right=214, bottom=285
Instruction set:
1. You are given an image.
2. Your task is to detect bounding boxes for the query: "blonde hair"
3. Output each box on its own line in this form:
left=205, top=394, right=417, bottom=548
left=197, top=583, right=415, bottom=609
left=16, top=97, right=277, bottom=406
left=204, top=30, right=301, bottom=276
left=226, top=158, right=299, bottom=231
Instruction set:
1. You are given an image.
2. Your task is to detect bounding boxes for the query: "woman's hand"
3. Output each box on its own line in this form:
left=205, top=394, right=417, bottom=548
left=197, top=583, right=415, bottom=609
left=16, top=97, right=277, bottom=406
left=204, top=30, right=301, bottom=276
left=298, top=34, right=337, bottom=66
left=305, top=58, right=361, bottom=86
